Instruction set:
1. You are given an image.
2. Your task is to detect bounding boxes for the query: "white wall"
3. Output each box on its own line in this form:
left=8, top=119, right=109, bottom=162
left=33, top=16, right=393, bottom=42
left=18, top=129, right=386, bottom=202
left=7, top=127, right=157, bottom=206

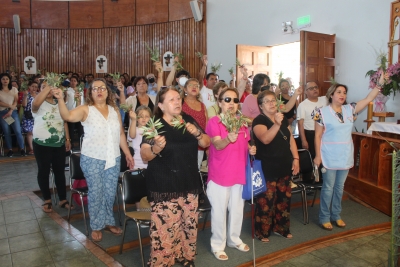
left=206, top=0, right=398, bottom=131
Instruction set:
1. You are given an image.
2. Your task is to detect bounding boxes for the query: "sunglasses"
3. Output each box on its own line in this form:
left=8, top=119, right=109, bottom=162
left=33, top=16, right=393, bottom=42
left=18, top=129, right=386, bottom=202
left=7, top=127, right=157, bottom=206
left=336, top=112, right=344, bottom=123
left=222, top=97, right=240, bottom=104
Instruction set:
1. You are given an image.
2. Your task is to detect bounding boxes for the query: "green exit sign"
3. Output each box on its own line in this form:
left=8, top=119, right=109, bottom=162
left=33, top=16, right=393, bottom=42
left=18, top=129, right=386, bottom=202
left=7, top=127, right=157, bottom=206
left=297, top=15, right=311, bottom=26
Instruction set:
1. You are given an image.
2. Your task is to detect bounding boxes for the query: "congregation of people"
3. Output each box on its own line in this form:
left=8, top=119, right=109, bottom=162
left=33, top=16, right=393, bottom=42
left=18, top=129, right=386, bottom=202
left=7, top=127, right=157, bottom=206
left=0, top=54, right=387, bottom=266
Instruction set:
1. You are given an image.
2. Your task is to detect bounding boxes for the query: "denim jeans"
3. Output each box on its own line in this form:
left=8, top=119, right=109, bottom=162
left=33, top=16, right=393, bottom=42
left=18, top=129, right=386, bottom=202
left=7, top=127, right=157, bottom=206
left=0, top=109, right=25, bottom=150
left=319, top=169, right=349, bottom=224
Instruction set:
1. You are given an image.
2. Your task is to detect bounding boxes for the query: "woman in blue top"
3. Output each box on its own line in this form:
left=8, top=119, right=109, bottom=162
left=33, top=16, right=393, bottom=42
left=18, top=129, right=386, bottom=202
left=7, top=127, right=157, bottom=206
left=314, top=72, right=385, bottom=231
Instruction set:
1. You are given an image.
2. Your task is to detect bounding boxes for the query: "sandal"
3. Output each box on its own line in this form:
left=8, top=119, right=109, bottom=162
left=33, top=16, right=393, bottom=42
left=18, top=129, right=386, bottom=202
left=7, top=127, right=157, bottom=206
left=91, top=230, right=102, bottom=242
left=42, top=202, right=52, bottom=213
left=256, top=235, right=270, bottom=243
left=104, top=225, right=123, bottom=236
left=213, top=251, right=228, bottom=261
left=228, top=243, right=250, bottom=252
left=321, top=222, right=333, bottom=231
left=28, top=150, right=34, bottom=155
left=273, top=232, right=293, bottom=239
left=59, top=201, right=74, bottom=210
left=335, top=219, right=346, bottom=228
left=176, top=258, right=195, bottom=267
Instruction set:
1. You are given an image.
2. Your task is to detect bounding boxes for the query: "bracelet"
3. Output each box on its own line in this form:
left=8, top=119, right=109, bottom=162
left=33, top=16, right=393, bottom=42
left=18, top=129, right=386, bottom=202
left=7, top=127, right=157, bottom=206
left=151, top=145, right=161, bottom=157
left=66, top=138, right=71, bottom=141
left=293, top=158, right=299, bottom=160
left=196, top=133, right=203, bottom=140
left=195, top=130, right=202, bottom=138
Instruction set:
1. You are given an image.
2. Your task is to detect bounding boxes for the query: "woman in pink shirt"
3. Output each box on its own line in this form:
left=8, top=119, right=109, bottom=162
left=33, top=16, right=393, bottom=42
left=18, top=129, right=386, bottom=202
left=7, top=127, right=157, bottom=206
left=206, top=88, right=256, bottom=261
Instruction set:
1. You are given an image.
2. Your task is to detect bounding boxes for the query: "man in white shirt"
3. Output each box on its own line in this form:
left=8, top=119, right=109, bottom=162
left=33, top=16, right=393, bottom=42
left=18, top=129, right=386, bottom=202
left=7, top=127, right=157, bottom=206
left=200, top=73, right=219, bottom=109
left=297, top=81, right=327, bottom=158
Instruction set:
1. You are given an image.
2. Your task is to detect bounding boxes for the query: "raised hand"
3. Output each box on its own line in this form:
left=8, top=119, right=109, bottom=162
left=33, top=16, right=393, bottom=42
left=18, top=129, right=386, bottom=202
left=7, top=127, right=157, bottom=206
left=202, top=55, right=208, bottom=66
left=274, top=112, right=284, bottom=126
left=154, top=61, right=163, bottom=74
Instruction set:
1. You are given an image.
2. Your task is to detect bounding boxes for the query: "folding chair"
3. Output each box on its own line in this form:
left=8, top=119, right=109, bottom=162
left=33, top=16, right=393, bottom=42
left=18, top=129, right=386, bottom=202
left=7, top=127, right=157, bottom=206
left=119, top=170, right=150, bottom=267
left=198, top=171, right=211, bottom=231
left=67, top=152, right=89, bottom=236
left=115, top=147, right=135, bottom=225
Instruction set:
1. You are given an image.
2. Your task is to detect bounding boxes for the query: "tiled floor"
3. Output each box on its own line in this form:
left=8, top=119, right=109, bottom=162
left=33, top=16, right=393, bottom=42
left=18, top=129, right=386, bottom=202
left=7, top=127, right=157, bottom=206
left=0, top=156, right=393, bottom=267
left=272, top=231, right=390, bottom=267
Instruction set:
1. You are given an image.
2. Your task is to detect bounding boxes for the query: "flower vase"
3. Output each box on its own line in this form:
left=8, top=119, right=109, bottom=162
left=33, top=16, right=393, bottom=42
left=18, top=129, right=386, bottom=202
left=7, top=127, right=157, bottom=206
left=374, top=92, right=388, bottom=112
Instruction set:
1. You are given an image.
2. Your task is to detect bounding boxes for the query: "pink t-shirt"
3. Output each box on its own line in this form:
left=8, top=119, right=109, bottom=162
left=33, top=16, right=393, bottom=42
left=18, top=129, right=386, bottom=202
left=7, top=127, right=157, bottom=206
left=206, top=116, right=250, bottom=187
left=241, top=94, right=260, bottom=119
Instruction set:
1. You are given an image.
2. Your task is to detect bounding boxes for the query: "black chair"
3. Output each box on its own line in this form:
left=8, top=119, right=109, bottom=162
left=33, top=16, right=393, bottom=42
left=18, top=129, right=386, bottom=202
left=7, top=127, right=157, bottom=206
left=119, top=170, right=150, bottom=267
left=67, top=152, right=89, bottom=236
left=291, top=149, right=317, bottom=225
left=198, top=172, right=211, bottom=231
left=115, top=147, right=135, bottom=225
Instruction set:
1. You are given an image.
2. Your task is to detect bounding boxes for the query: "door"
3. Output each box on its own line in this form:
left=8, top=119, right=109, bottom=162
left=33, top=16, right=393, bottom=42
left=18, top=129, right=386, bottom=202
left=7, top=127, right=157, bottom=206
left=236, top=44, right=272, bottom=85
left=300, top=31, right=336, bottom=98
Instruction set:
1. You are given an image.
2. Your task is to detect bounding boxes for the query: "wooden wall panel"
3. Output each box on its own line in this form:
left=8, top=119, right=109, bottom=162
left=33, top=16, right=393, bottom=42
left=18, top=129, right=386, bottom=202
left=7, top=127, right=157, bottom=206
left=69, top=1, right=103, bottom=29
left=104, top=0, right=136, bottom=27
left=0, top=19, right=207, bottom=82
left=169, top=0, right=193, bottom=21
left=0, top=0, right=31, bottom=28
left=135, top=0, right=169, bottom=25
left=31, top=1, right=68, bottom=29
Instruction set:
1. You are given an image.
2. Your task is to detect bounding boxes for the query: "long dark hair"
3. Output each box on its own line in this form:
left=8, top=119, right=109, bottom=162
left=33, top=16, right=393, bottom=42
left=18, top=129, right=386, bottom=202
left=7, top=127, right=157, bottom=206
left=252, top=73, right=270, bottom=94
left=85, top=78, right=117, bottom=108
left=154, top=87, right=181, bottom=118
left=0, top=73, right=12, bottom=90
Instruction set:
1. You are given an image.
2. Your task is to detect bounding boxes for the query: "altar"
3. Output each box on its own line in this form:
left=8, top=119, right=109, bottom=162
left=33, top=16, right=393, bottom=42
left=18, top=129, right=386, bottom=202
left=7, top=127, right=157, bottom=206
left=367, top=122, right=400, bottom=139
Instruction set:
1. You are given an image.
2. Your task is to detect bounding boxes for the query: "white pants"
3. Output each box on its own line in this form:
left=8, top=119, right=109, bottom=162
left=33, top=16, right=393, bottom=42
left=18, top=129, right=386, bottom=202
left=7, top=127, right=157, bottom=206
left=207, top=180, right=245, bottom=252
left=198, top=150, right=204, bottom=169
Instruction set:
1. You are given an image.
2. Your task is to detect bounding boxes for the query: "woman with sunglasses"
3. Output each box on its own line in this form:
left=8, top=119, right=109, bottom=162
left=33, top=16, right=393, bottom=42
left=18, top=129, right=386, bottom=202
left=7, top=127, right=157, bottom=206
left=53, top=78, right=134, bottom=242
left=182, top=78, right=208, bottom=168
left=314, top=73, right=385, bottom=231
left=206, top=88, right=256, bottom=261
left=252, top=90, right=299, bottom=242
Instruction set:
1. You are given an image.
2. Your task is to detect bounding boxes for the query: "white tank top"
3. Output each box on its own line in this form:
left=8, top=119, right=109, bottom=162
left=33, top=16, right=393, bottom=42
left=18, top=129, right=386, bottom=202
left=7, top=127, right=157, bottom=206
left=81, top=105, right=121, bottom=169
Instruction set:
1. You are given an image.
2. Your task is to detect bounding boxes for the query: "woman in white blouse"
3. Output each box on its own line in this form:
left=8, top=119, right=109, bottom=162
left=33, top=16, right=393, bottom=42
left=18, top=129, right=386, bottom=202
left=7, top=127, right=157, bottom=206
left=53, top=78, right=134, bottom=242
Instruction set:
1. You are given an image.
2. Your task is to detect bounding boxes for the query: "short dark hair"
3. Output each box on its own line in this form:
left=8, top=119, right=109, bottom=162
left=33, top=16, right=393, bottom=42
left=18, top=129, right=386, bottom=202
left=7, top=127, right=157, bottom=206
left=252, top=73, right=270, bottom=94
left=257, top=90, right=276, bottom=112
left=86, top=73, right=94, bottom=78
left=206, top=73, right=219, bottom=80
left=176, top=70, right=190, bottom=79
left=278, top=79, right=290, bottom=89
left=133, top=76, right=148, bottom=88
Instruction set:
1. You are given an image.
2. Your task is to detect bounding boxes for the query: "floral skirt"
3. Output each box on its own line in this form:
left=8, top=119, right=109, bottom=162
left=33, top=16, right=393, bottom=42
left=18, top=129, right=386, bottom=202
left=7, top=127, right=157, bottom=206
left=254, top=175, right=292, bottom=239
left=147, top=193, right=198, bottom=267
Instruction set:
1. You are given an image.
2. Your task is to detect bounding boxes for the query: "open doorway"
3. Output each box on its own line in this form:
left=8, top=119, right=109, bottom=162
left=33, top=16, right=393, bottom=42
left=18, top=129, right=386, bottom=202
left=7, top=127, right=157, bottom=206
left=270, top=42, right=300, bottom=91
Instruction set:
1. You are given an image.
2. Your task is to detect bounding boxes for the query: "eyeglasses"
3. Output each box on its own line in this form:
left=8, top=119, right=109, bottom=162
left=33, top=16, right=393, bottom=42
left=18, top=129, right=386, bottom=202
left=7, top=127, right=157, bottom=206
left=92, top=86, right=107, bottom=92
left=187, top=84, right=199, bottom=88
left=262, top=99, right=277, bottom=104
left=336, top=112, right=344, bottom=123
left=222, top=97, right=240, bottom=104
left=307, top=86, right=318, bottom=91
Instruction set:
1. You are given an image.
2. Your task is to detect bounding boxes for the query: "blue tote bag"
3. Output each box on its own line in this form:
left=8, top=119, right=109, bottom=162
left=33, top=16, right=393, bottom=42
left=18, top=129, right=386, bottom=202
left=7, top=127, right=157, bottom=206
left=242, top=155, right=267, bottom=200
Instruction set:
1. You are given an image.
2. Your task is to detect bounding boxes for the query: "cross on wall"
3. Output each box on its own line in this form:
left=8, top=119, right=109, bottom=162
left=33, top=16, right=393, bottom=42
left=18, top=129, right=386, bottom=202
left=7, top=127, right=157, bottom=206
left=97, top=58, right=106, bottom=69
left=25, top=58, right=35, bottom=70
